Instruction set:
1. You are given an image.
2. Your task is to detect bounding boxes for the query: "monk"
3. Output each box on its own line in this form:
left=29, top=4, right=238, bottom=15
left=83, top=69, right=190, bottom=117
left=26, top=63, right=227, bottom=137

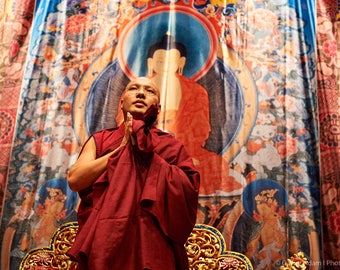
left=67, top=77, right=200, bottom=270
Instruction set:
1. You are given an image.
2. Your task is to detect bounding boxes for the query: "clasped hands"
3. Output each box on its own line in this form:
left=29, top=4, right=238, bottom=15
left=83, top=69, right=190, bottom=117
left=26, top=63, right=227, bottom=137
left=121, top=104, right=159, bottom=147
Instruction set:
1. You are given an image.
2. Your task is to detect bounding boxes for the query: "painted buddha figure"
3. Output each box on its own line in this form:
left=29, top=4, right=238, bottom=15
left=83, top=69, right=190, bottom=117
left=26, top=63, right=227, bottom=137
left=146, top=33, right=243, bottom=195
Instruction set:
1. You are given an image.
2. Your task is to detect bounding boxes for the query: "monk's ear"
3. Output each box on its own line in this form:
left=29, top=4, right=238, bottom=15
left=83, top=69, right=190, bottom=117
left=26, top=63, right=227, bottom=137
left=120, top=97, right=124, bottom=109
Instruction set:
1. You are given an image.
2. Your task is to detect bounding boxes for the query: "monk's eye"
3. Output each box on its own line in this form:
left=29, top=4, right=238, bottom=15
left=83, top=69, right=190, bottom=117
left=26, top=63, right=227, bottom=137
left=128, top=86, right=138, bottom=92
left=145, top=88, right=156, bottom=95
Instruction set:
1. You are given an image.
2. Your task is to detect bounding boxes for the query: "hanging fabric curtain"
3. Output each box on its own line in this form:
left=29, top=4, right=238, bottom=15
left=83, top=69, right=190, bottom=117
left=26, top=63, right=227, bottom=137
left=317, top=0, right=340, bottom=266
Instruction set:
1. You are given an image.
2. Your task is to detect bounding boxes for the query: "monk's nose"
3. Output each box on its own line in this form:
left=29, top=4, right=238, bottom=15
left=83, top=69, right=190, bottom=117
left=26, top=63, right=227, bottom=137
left=138, top=88, right=144, bottom=93
left=136, top=88, right=146, bottom=97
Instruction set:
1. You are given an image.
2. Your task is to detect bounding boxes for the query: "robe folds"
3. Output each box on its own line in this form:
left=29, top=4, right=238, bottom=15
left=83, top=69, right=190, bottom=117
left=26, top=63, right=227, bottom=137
left=67, top=119, right=200, bottom=270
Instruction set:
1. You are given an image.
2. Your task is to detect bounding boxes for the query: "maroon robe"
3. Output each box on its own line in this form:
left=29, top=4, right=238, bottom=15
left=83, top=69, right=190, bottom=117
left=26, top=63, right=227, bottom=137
left=68, top=119, right=200, bottom=270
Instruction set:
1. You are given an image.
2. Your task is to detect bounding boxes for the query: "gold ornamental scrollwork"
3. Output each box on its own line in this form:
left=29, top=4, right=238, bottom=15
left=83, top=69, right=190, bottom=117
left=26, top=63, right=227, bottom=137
left=185, top=224, right=253, bottom=270
left=20, top=222, right=253, bottom=270
left=19, top=222, right=79, bottom=270
left=279, top=251, right=309, bottom=270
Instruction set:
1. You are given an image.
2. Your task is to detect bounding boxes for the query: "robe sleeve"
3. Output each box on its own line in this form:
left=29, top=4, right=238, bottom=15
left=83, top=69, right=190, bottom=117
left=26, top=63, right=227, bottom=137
left=141, top=150, right=200, bottom=244
left=133, top=119, right=200, bottom=244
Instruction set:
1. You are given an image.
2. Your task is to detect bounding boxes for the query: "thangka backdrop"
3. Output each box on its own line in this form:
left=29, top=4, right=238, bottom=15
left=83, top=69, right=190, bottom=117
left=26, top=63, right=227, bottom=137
left=0, top=0, right=339, bottom=269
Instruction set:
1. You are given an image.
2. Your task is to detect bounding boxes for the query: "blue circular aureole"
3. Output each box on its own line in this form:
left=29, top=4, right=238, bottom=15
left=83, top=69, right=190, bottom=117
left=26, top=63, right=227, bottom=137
left=35, top=178, right=78, bottom=216
left=118, top=7, right=215, bottom=79
left=242, top=179, right=288, bottom=218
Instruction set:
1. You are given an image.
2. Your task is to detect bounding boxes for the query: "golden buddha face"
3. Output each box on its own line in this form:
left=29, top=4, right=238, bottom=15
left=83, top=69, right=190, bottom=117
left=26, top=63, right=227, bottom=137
left=149, top=49, right=185, bottom=74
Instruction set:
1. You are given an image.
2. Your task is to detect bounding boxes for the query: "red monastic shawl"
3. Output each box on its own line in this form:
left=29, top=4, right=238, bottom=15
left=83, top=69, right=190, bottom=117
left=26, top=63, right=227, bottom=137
left=68, top=120, right=200, bottom=270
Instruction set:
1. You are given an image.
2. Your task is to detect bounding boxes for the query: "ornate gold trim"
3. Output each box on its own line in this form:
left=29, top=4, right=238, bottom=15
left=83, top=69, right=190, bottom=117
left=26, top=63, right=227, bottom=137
left=20, top=222, right=253, bottom=270
left=19, top=222, right=79, bottom=270
left=279, top=251, right=309, bottom=270
left=185, top=224, right=253, bottom=270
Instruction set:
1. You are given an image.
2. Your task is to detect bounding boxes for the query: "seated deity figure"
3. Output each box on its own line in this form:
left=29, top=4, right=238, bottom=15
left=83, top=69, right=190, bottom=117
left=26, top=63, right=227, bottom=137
left=146, top=33, right=242, bottom=195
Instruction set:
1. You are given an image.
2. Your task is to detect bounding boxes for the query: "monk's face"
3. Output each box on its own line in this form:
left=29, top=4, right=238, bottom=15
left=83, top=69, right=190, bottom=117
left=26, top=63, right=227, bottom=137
left=120, top=77, right=160, bottom=120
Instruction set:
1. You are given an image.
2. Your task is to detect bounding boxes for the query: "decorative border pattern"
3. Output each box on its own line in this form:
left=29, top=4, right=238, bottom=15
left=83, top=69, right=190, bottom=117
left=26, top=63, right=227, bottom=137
left=20, top=222, right=254, bottom=270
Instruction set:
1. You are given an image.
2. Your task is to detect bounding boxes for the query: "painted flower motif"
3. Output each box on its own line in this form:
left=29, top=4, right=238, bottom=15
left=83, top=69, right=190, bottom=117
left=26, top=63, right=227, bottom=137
left=259, top=144, right=281, bottom=168
left=25, top=128, right=34, bottom=137
left=323, top=40, right=337, bottom=58
left=289, top=208, right=310, bottom=223
left=30, top=136, right=52, bottom=157
left=43, top=45, right=57, bottom=62
left=275, top=134, right=298, bottom=158
left=285, top=118, right=296, bottom=130
left=328, top=210, right=340, bottom=234
left=65, top=14, right=90, bottom=35
left=276, top=95, right=297, bottom=111
left=8, top=39, right=20, bottom=59
left=257, top=112, right=276, bottom=125
left=292, top=185, right=305, bottom=194
left=36, top=99, right=57, bottom=115
left=246, top=139, right=264, bottom=153
left=296, top=127, right=307, bottom=136
left=248, top=8, right=278, bottom=30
